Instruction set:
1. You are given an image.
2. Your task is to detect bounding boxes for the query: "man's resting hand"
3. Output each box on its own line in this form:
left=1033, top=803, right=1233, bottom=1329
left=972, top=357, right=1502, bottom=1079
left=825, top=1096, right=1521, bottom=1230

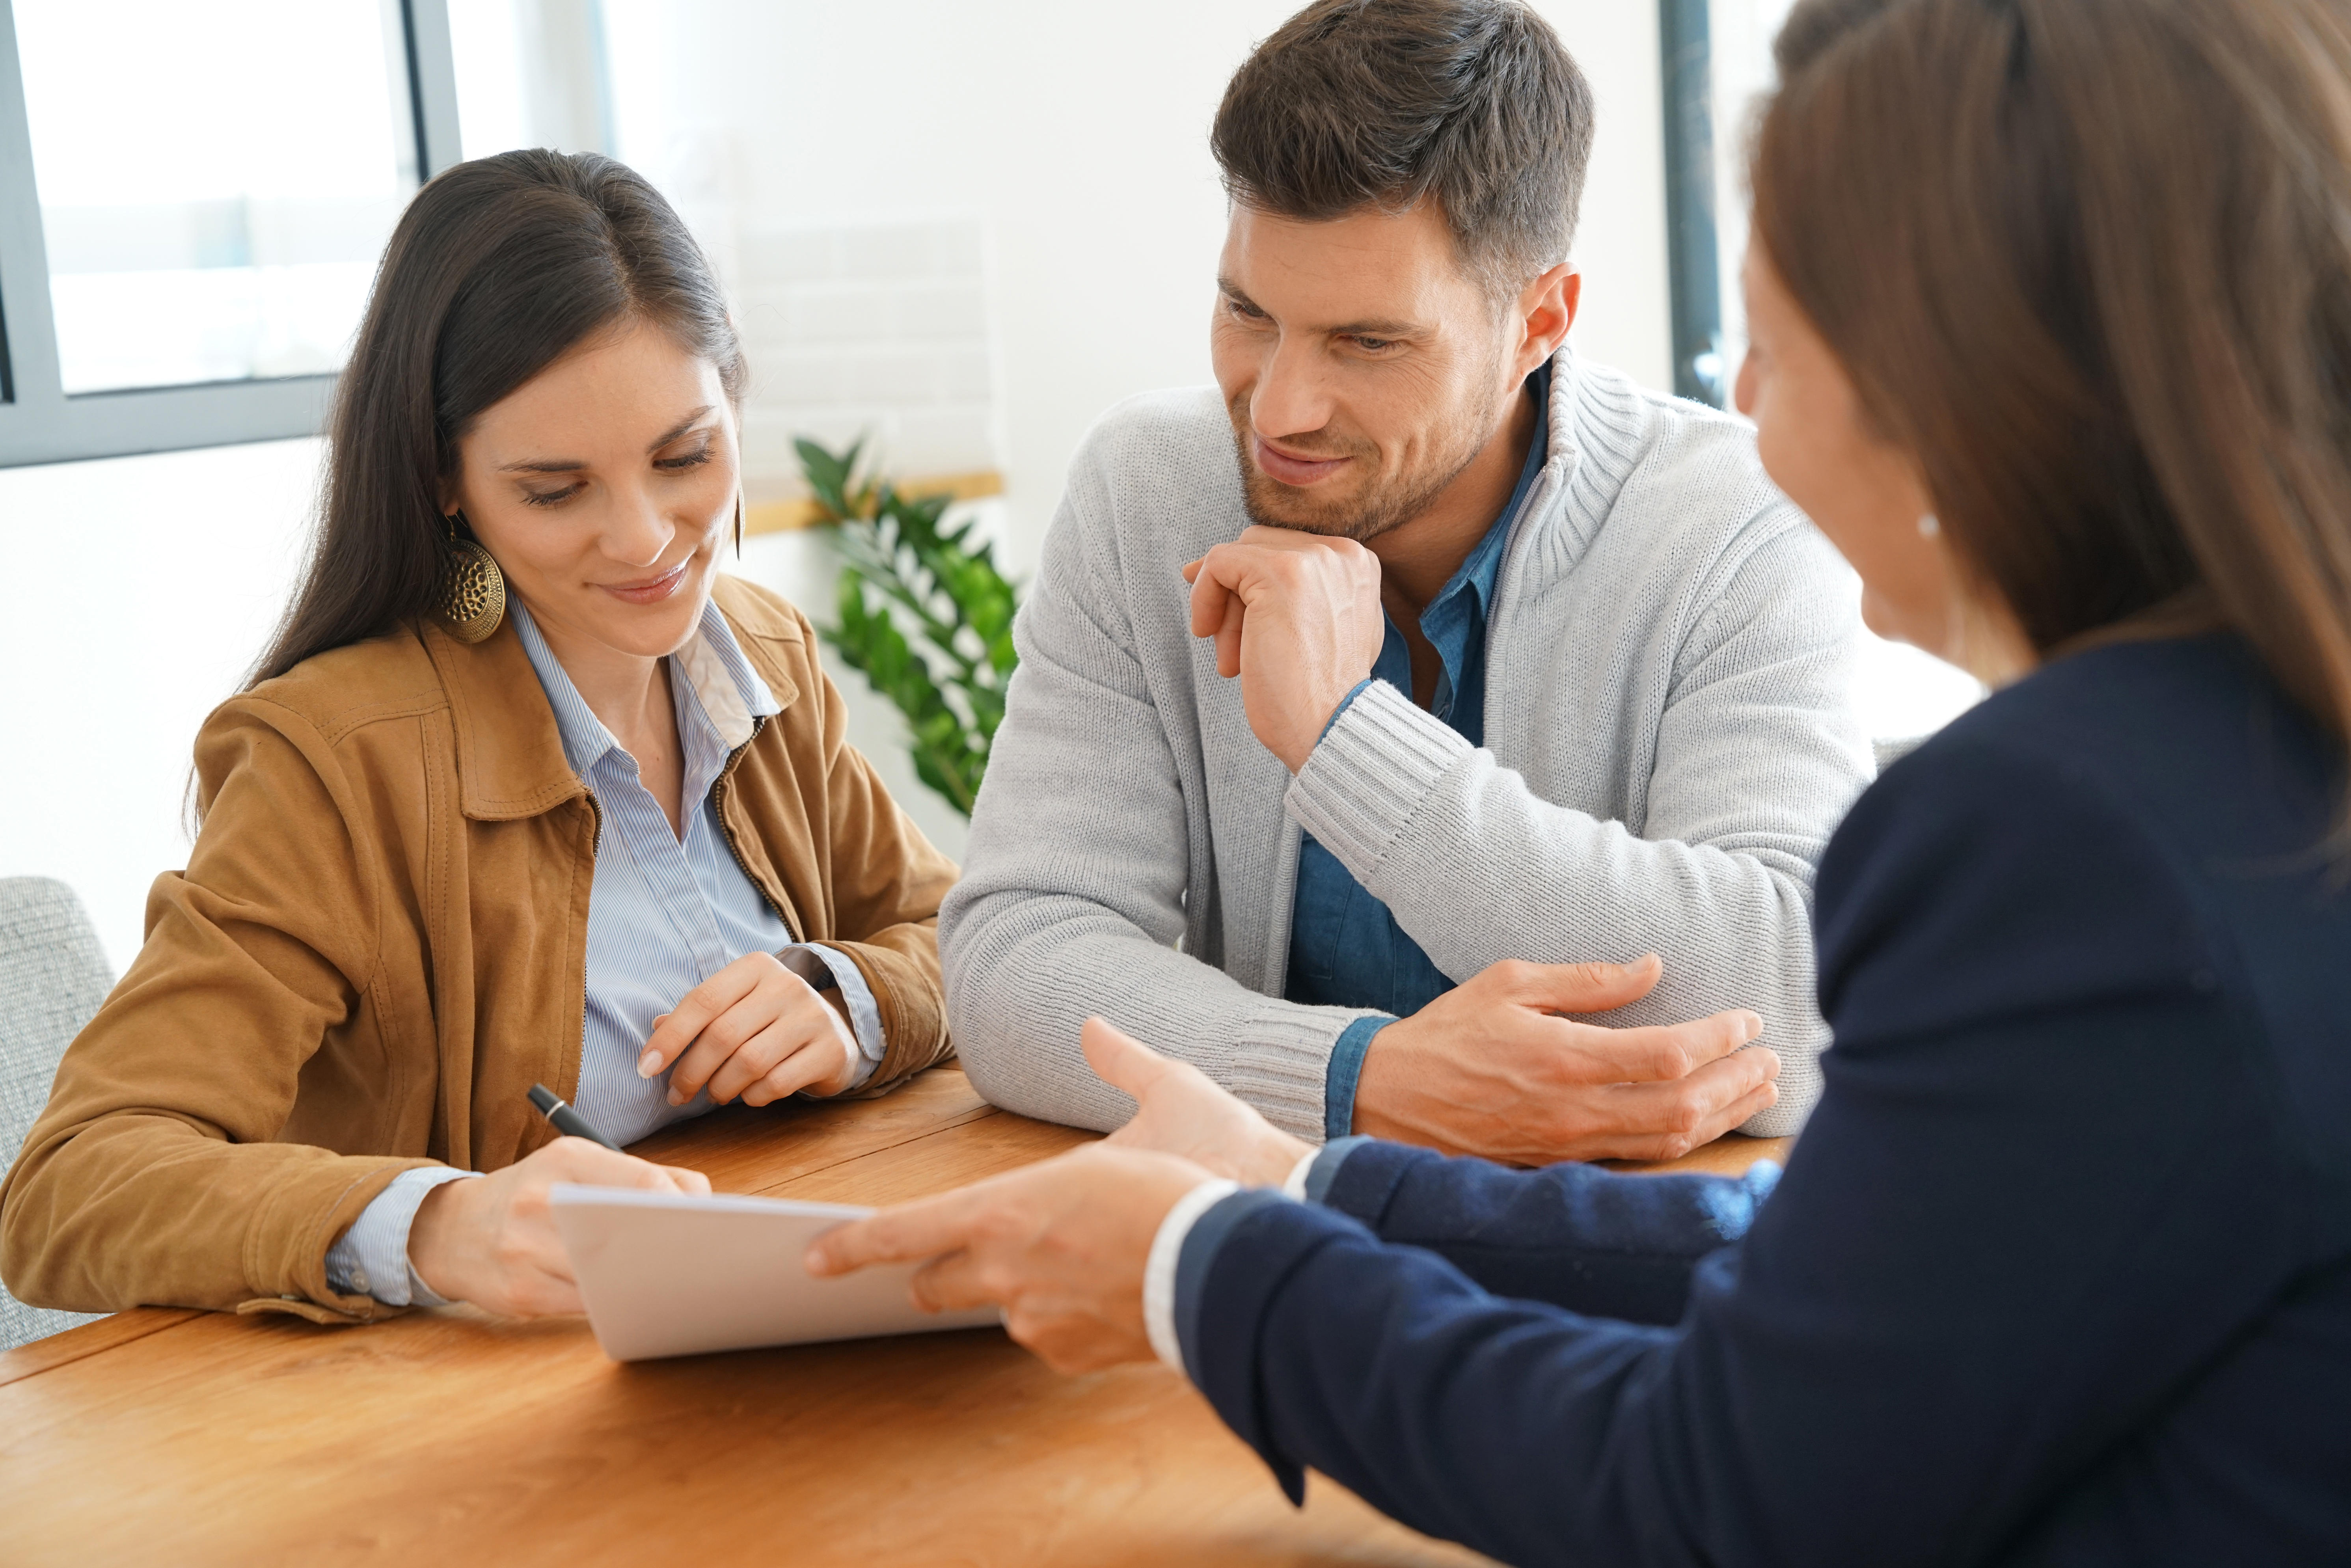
left=1354, top=955, right=1780, bottom=1165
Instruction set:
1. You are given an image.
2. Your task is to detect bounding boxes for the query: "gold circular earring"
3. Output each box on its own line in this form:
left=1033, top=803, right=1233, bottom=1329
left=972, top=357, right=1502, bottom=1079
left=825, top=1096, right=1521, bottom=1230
left=438, top=512, right=507, bottom=644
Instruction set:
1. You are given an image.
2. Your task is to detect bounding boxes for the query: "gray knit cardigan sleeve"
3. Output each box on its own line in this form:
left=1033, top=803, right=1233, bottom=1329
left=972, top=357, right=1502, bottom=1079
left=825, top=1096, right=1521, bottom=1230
left=941, top=429, right=1384, bottom=1139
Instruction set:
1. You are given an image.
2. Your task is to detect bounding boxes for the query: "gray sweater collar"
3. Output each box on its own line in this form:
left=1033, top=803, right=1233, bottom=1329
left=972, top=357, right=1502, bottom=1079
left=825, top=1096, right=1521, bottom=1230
left=1519, top=346, right=1656, bottom=587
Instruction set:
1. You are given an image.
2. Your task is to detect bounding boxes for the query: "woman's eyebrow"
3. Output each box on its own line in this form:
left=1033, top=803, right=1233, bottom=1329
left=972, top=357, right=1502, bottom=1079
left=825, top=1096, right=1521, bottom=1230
left=645, top=406, right=717, bottom=453
left=496, top=406, right=718, bottom=474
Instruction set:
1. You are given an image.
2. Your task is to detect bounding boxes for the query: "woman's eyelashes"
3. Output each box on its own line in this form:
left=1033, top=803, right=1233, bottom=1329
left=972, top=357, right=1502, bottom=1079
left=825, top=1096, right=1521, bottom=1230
left=655, top=440, right=715, bottom=472
left=515, top=443, right=717, bottom=507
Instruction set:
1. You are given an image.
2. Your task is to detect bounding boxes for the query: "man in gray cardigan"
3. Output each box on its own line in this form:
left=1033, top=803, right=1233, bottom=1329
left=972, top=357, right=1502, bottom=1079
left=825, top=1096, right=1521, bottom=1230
left=943, top=0, right=1871, bottom=1158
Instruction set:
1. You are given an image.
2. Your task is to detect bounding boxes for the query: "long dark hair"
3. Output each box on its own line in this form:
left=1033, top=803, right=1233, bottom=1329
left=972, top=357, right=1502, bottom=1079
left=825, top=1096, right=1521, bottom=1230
left=1752, top=0, right=2351, bottom=764
left=249, top=149, right=747, bottom=686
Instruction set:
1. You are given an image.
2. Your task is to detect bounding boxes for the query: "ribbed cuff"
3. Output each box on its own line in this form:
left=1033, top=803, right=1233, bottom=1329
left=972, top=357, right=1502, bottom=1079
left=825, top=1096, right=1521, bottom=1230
left=1285, top=680, right=1474, bottom=882
left=1317, top=678, right=1376, bottom=745
left=1220, top=998, right=1376, bottom=1142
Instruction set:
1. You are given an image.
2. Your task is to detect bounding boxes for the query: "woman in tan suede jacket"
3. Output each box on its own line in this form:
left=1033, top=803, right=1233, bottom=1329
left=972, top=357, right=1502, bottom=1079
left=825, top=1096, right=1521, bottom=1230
left=0, top=151, right=956, bottom=1325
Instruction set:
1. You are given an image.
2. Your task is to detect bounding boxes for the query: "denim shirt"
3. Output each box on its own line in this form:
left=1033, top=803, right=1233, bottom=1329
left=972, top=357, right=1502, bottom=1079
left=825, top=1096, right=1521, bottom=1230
left=1285, top=363, right=1551, bottom=1138
left=323, top=596, right=885, bottom=1307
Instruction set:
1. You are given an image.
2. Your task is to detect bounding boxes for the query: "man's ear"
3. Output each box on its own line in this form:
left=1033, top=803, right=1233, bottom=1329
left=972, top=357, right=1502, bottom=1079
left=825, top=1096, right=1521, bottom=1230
left=1516, top=263, right=1581, bottom=375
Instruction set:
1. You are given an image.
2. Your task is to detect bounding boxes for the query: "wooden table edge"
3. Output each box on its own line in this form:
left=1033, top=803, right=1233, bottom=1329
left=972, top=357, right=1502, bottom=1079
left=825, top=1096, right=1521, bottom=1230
left=0, top=1094, right=1011, bottom=1389
left=0, top=1307, right=204, bottom=1389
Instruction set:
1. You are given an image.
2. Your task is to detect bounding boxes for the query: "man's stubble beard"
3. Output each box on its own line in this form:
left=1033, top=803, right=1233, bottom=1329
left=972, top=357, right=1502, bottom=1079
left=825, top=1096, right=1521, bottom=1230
left=1226, top=373, right=1511, bottom=545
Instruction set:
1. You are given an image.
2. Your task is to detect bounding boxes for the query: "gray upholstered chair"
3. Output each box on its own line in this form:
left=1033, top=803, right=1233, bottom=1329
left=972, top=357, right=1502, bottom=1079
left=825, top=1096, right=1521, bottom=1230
left=0, top=878, right=113, bottom=1350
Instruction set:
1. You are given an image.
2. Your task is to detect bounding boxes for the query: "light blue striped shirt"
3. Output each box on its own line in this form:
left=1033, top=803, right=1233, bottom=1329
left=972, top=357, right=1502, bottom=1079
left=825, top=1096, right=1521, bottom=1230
left=325, top=596, right=885, bottom=1307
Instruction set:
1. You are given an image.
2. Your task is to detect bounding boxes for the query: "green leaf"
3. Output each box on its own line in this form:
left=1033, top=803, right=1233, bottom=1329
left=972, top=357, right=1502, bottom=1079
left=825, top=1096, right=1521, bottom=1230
left=799, top=435, right=1024, bottom=818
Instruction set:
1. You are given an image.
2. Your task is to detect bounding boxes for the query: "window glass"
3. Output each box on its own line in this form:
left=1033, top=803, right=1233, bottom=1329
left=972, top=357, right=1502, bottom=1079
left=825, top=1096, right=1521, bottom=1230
left=13, top=0, right=419, bottom=395
left=449, top=0, right=612, bottom=161
left=1707, top=0, right=1798, bottom=387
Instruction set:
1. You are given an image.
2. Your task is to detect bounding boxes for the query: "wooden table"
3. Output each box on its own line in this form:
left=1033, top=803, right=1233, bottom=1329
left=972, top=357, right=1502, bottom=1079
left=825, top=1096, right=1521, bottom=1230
left=0, top=1068, right=1788, bottom=1567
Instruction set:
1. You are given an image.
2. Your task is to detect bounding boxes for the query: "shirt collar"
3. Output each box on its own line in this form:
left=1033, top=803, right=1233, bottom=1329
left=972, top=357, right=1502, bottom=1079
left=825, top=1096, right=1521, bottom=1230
left=510, top=594, right=782, bottom=778
left=1431, top=358, right=1553, bottom=622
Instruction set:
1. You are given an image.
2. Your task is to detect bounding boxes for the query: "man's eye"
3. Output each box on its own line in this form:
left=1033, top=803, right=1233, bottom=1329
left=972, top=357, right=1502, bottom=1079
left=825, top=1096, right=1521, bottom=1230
left=1352, top=336, right=1396, bottom=352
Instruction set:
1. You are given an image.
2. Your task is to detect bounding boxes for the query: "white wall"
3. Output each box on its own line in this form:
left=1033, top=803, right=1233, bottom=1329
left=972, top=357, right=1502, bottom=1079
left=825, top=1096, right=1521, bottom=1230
left=0, top=440, right=322, bottom=971
left=600, top=0, right=1676, bottom=579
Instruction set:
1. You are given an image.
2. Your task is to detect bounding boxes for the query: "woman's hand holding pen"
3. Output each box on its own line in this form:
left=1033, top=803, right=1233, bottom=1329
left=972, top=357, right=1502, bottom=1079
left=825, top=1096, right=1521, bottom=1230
left=637, top=952, right=863, bottom=1107
left=408, top=1138, right=710, bottom=1317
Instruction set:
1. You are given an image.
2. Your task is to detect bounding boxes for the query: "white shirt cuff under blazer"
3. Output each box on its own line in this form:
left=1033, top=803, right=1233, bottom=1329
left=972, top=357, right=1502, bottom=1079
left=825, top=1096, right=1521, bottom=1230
left=1281, top=1147, right=1320, bottom=1202
left=1144, top=1179, right=1242, bottom=1374
left=939, top=349, right=1876, bottom=1144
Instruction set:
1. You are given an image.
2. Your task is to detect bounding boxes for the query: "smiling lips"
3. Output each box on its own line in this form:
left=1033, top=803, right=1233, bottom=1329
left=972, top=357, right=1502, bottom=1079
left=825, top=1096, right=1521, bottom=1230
left=601, top=559, right=691, bottom=605
left=1254, top=436, right=1352, bottom=487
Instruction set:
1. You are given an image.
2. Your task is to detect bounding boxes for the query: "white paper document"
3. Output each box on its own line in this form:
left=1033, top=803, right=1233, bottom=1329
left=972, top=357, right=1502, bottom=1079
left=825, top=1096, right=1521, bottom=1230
left=550, top=1184, right=1000, bottom=1362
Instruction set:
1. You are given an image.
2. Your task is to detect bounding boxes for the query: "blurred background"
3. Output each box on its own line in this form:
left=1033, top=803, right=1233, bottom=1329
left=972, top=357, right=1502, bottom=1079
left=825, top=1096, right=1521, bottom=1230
left=0, top=0, right=1980, bottom=971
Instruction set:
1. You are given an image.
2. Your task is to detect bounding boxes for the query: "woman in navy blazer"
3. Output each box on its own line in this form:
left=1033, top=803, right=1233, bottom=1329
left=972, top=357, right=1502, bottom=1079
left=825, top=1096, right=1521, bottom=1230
left=811, top=0, right=2351, bottom=1561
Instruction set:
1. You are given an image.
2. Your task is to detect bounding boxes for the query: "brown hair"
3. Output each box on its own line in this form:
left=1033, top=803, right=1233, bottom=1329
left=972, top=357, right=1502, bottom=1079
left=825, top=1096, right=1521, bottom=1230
left=1211, top=0, right=1596, bottom=292
left=249, top=149, right=745, bottom=685
left=1752, top=0, right=2351, bottom=764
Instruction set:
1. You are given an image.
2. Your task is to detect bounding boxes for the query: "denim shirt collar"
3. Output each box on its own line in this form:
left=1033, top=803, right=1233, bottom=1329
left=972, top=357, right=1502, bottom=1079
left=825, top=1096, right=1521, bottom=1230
left=1442, top=358, right=1552, bottom=624
left=1407, top=358, right=1553, bottom=718
left=509, top=594, right=782, bottom=781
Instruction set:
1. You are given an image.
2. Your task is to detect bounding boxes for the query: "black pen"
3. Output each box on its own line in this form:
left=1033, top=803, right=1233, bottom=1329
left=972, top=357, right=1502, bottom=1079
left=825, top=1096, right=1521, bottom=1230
left=528, top=1083, right=624, bottom=1152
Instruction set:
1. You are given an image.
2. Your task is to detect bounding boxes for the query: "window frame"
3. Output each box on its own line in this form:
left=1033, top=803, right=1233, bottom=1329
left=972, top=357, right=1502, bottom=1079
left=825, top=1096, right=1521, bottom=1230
left=0, top=0, right=462, bottom=468
left=1660, top=0, right=1725, bottom=408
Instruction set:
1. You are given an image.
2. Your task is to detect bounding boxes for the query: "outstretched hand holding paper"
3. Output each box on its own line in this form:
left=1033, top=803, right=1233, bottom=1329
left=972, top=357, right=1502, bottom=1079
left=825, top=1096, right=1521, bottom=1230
left=551, top=1186, right=999, bottom=1361
left=560, top=1021, right=1284, bottom=1367
left=806, top=1020, right=1262, bottom=1373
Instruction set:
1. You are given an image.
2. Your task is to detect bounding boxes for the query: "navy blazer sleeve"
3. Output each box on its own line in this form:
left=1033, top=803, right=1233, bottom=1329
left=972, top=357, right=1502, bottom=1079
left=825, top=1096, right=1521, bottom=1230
left=1181, top=730, right=2311, bottom=1568
left=1314, top=1140, right=1779, bottom=1326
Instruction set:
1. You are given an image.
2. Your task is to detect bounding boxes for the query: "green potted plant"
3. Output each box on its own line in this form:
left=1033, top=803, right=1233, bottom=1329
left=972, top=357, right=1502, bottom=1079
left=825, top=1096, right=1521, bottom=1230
left=794, top=437, right=1021, bottom=818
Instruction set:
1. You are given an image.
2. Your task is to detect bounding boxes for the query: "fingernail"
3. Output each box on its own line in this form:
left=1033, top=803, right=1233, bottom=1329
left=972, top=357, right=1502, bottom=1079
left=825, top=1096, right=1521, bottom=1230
left=667, top=1088, right=685, bottom=1106
left=636, top=1050, right=660, bottom=1078
left=1742, top=1013, right=1764, bottom=1043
